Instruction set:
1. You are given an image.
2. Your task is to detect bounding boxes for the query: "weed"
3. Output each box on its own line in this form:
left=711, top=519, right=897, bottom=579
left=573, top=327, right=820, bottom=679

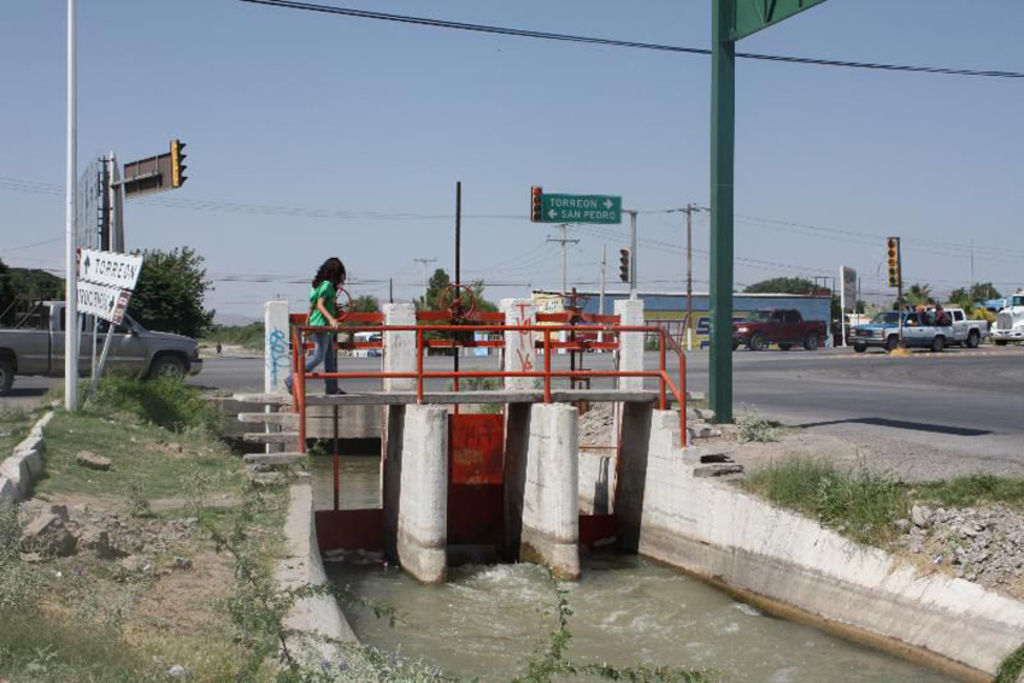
left=86, top=374, right=221, bottom=435
left=0, top=504, right=42, bottom=610
left=996, top=642, right=1024, bottom=683
left=912, top=475, right=1024, bottom=510
left=743, top=459, right=909, bottom=546
left=735, top=411, right=779, bottom=443
left=127, top=481, right=152, bottom=518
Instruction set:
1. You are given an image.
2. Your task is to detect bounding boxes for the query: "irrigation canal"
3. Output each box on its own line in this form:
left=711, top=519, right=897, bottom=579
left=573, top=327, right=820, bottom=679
left=311, top=456, right=953, bottom=682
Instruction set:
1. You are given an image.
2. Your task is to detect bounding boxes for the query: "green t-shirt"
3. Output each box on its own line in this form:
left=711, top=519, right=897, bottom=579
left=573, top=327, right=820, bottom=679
left=308, top=281, right=338, bottom=327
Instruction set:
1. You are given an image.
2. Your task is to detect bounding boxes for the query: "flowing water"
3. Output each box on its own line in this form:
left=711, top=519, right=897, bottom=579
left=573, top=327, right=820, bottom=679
left=312, top=456, right=954, bottom=682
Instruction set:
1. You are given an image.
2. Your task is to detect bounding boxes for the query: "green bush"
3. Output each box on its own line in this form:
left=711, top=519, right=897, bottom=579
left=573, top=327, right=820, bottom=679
left=87, top=374, right=221, bottom=435
left=744, top=460, right=909, bottom=545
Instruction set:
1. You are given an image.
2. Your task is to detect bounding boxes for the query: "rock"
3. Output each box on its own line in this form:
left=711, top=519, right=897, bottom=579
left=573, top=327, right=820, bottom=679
left=19, top=512, right=77, bottom=558
left=49, top=504, right=69, bottom=521
left=76, top=451, right=112, bottom=471
left=248, top=471, right=285, bottom=487
left=167, top=665, right=190, bottom=678
left=172, top=556, right=193, bottom=571
left=911, top=504, right=933, bottom=529
left=83, top=530, right=121, bottom=559
left=893, top=518, right=911, bottom=533
left=120, top=555, right=153, bottom=574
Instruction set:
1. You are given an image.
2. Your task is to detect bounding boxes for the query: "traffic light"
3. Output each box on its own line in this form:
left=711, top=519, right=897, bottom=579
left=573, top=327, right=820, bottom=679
left=886, top=237, right=900, bottom=288
left=170, top=139, right=187, bottom=188
left=619, top=248, right=630, bottom=282
left=530, top=186, right=543, bottom=222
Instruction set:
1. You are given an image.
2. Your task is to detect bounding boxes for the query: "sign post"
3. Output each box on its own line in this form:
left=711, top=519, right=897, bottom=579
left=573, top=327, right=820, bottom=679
left=78, top=249, right=143, bottom=398
left=709, top=0, right=829, bottom=423
left=839, top=266, right=857, bottom=347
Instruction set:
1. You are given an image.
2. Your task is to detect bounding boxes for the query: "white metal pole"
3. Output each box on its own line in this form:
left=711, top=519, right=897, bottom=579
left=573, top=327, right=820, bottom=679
left=64, top=0, right=78, bottom=410
left=839, top=266, right=847, bottom=348
left=627, top=210, right=638, bottom=300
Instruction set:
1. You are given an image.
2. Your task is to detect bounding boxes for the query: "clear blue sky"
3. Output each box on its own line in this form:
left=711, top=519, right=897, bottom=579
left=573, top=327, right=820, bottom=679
left=2, top=0, right=1022, bottom=320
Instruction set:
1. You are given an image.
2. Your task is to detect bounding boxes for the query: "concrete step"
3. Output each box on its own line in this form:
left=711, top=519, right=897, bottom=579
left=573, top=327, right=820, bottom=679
left=233, top=392, right=292, bottom=406
left=686, top=391, right=705, bottom=401
left=242, top=452, right=305, bottom=467
left=237, top=412, right=299, bottom=427
left=243, top=431, right=300, bottom=445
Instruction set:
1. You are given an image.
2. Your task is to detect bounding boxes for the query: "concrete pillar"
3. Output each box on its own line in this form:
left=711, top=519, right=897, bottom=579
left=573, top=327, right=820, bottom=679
left=500, top=298, right=537, bottom=391
left=518, top=403, right=580, bottom=579
left=614, top=299, right=645, bottom=391
left=613, top=402, right=654, bottom=552
left=382, top=405, right=405, bottom=563
left=264, top=300, right=290, bottom=395
left=502, top=403, right=531, bottom=559
left=395, top=404, right=448, bottom=583
left=383, top=303, right=416, bottom=393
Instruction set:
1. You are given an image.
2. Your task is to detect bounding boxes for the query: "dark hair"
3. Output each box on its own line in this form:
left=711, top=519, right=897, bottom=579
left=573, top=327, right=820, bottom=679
left=312, top=257, right=346, bottom=288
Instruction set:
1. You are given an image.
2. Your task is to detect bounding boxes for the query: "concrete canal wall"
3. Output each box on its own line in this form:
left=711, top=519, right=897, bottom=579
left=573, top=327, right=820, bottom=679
left=609, top=409, right=1024, bottom=678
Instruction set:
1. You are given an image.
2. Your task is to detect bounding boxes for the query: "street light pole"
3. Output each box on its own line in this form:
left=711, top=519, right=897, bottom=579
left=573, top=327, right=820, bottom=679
left=65, top=0, right=79, bottom=411
left=624, top=210, right=638, bottom=300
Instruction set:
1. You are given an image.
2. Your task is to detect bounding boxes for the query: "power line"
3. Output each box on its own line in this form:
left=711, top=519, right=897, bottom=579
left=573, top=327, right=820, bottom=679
left=240, top=0, right=1024, bottom=80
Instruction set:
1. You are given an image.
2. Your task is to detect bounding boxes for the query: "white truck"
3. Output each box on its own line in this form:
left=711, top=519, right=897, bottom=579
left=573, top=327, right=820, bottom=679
left=943, top=306, right=989, bottom=348
left=991, top=292, right=1024, bottom=345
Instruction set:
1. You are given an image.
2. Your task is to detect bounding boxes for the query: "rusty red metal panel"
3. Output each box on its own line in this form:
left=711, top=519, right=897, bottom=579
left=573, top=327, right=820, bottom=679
left=579, top=513, right=617, bottom=548
left=315, top=509, right=384, bottom=553
left=448, top=414, right=504, bottom=485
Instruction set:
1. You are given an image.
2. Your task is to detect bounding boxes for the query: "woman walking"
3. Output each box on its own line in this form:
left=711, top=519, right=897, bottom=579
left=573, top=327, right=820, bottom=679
left=286, top=257, right=346, bottom=395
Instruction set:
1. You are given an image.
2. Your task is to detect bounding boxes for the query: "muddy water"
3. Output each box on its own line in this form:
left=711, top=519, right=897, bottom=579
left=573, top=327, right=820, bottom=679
left=311, top=456, right=953, bottom=682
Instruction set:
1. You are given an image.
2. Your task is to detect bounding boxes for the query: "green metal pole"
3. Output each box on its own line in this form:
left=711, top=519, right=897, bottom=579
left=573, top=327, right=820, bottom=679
left=709, top=0, right=735, bottom=423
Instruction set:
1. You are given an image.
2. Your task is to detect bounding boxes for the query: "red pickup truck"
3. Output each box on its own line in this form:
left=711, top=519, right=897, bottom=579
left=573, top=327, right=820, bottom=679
left=732, top=309, right=827, bottom=351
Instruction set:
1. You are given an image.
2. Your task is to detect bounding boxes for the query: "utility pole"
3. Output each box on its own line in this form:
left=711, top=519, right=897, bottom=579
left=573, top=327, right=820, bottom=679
left=547, top=224, right=579, bottom=298
left=64, top=0, right=78, bottom=411
left=970, top=239, right=975, bottom=288
left=413, top=257, right=437, bottom=293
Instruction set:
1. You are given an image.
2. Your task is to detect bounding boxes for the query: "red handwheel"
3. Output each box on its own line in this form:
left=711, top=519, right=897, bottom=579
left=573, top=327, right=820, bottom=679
left=438, top=284, right=478, bottom=321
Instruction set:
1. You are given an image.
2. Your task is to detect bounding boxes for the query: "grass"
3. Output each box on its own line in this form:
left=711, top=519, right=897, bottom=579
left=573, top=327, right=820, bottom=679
left=0, top=376, right=290, bottom=682
left=0, top=406, right=35, bottom=456
left=911, top=475, right=1024, bottom=510
left=743, top=459, right=910, bottom=545
left=744, top=460, right=1024, bottom=549
left=86, top=373, right=222, bottom=435
left=996, top=642, right=1024, bottom=683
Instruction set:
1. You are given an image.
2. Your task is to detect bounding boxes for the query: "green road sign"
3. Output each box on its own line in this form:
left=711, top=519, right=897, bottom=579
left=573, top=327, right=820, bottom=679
left=730, top=0, right=828, bottom=41
left=540, top=193, right=621, bottom=224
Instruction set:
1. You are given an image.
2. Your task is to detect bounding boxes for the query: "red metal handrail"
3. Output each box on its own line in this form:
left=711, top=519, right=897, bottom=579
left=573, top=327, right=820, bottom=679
left=290, top=322, right=687, bottom=450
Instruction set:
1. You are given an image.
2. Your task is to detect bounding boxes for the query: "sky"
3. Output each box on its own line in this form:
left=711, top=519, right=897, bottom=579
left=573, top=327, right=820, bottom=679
left=2, top=0, right=1023, bottom=321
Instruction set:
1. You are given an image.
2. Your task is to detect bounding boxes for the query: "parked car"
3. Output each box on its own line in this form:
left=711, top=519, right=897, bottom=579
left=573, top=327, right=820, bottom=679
left=851, top=310, right=954, bottom=353
left=732, top=309, right=827, bottom=351
left=991, top=292, right=1024, bottom=345
left=0, top=301, right=202, bottom=395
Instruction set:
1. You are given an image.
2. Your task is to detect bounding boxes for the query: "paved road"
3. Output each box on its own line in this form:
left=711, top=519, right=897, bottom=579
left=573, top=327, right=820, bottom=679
left=4, top=345, right=1023, bottom=478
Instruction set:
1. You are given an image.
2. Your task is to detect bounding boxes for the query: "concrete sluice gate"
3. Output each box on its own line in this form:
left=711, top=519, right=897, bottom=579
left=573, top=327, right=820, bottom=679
left=316, top=399, right=667, bottom=584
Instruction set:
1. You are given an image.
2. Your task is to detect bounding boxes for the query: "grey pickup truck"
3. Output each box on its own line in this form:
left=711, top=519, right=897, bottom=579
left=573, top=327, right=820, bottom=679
left=0, top=301, right=202, bottom=395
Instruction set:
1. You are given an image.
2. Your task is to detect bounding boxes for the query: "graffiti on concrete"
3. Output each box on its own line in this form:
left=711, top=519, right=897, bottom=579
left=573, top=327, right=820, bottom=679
left=265, top=327, right=289, bottom=387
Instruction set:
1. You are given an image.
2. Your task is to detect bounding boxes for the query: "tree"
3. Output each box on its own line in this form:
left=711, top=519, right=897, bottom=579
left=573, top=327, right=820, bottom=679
left=970, top=282, right=1001, bottom=302
left=0, top=259, right=13, bottom=322
left=128, top=247, right=214, bottom=337
left=744, top=277, right=823, bottom=295
left=903, top=283, right=935, bottom=308
left=350, top=295, right=380, bottom=313
left=417, top=268, right=496, bottom=312
left=854, top=300, right=867, bottom=314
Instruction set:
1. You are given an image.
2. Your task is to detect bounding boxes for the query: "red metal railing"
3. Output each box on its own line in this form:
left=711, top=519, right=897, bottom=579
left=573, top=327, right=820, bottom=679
left=289, top=322, right=688, bottom=452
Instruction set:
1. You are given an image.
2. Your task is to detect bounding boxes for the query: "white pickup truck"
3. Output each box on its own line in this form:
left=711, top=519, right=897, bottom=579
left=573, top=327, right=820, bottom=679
left=943, top=306, right=989, bottom=348
left=0, top=301, right=202, bottom=395
left=992, top=293, right=1024, bottom=345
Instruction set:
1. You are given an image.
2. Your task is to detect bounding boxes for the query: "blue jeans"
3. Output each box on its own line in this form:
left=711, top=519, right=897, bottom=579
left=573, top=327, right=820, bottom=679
left=285, top=332, right=338, bottom=394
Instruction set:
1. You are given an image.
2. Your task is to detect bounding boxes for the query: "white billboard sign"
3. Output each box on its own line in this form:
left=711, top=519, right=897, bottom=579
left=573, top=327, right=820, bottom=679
left=77, top=280, right=132, bottom=325
left=79, top=249, right=143, bottom=290
left=840, top=266, right=857, bottom=307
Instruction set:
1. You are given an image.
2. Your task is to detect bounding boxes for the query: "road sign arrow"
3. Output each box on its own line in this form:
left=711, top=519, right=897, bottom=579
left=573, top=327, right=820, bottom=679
left=603, top=198, right=613, bottom=209
left=548, top=209, right=558, bottom=219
